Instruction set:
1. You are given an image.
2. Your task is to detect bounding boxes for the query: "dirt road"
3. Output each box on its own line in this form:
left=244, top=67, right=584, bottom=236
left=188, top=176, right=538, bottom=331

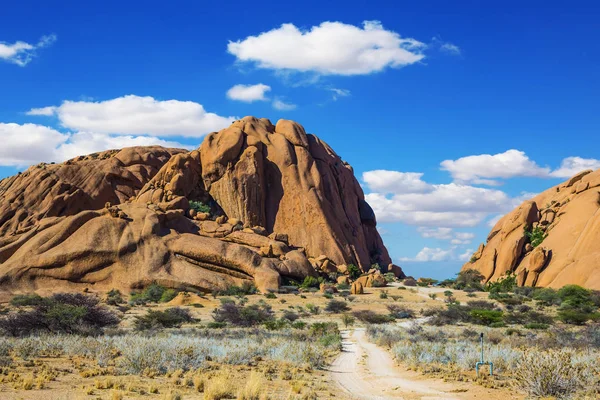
left=329, top=328, right=518, bottom=400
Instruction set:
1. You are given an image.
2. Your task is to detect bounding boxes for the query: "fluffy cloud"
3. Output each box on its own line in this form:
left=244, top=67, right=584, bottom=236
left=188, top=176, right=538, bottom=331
left=400, top=247, right=455, bottom=262
left=550, top=156, right=600, bottom=178
left=226, top=84, right=271, bottom=102
left=417, top=227, right=474, bottom=245
left=0, top=123, right=68, bottom=166
left=0, top=122, right=188, bottom=167
left=27, top=95, right=235, bottom=137
left=272, top=99, right=296, bottom=111
left=458, top=248, right=475, bottom=262
left=362, top=170, right=431, bottom=194
left=228, top=20, right=425, bottom=76
left=364, top=169, right=513, bottom=227
left=0, top=34, right=56, bottom=66
left=440, top=149, right=550, bottom=185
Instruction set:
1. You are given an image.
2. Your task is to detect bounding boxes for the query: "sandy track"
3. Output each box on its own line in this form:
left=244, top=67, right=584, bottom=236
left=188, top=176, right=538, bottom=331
left=329, top=328, right=517, bottom=400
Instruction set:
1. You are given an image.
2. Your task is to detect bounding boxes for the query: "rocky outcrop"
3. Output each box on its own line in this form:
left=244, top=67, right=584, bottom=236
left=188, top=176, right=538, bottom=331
left=462, top=168, right=600, bottom=289
left=0, top=117, right=399, bottom=297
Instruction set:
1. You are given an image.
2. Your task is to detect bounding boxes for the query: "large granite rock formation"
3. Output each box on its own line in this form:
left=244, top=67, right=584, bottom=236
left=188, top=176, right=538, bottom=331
left=0, top=117, right=399, bottom=297
left=463, top=169, right=600, bottom=289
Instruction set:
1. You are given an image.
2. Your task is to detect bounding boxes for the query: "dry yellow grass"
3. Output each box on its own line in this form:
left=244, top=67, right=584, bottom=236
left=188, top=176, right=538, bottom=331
left=237, top=371, right=265, bottom=400
left=204, top=370, right=236, bottom=400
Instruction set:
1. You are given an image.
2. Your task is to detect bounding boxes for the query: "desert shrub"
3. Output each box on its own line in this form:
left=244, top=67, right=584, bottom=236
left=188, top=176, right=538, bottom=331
left=515, top=349, right=597, bottom=398
left=306, top=304, right=320, bottom=315
left=212, top=301, right=274, bottom=327
left=557, top=285, right=595, bottom=310
left=386, top=304, right=414, bottom=319
left=454, top=269, right=484, bottom=291
left=486, top=273, right=517, bottom=294
left=469, top=309, right=504, bottom=326
left=384, top=272, right=396, bottom=283
left=466, top=300, right=497, bottom=310
left=372, top=279, right=387, bottom=288
left=189, top=200, right=211, bottom=214
left=105, top=289, right=124, bottom=306
left=514, top=286, right=536, bottom=298
left=532, top=287, right=561, bottom=306
left=217, top=283, right=257, bottom=297
left=524, top=323, right=549, bottom=330
left=557, top=310, right=600, bottom=325
left=134, top=308, right=193, bottom=330
left=353, top=310, right=394, bottom=324
left=281, top=310, right=299, bottom=322
left=403, top=278, right=417, bottom=287
left=347, top=264, right=361, bottom=280
left=324, top=300, right=350, bottom=314
left=264, top=292, right=277, bottom=299
left=429, top=305, right=470, bottom=326
left=0, top=293, right=119, bottom=336
left=10, top=294, right=45, bottom=307
left=336, top=282, right=350, bottom=290
left=300, top=276, right=321, bottom=289
left=129, top=283, right=179, bottom=305
left=341, top=314, right=355, bottom=328
left=524, top=225, right=547, bottom=248
left=379, top=290, right=388, bottom=299
left=504, top=311, right=553, bottom=326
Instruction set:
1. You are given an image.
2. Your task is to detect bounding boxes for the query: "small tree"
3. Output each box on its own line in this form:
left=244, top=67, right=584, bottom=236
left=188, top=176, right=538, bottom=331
left=347, top=264, right=361, bottom=280
left=341, top=314, right=355, bottom=328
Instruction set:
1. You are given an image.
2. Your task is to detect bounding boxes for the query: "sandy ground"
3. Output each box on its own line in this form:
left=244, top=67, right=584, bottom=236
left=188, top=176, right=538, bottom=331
left=329, top=328, right=522, bottom=400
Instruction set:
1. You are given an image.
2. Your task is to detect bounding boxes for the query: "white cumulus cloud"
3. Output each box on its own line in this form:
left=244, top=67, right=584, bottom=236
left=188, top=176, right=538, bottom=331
left=440, top=149, right=551, bottom=185
left=417, top=227, right=474, bottom=245
left=0, top=122, right=188, bottom=167
left=26, top=95, right=235, bottom=138
left=362, top=170, right=431, bottom=194
left=400, top=247, right=455, bottom=262
left=228, top=20, right=425, bottom=76
left=226, top=83, right=271, bottom=102
left=0, top=34, right=56, bottom=66
left=550, top=156, right=600, bottom=178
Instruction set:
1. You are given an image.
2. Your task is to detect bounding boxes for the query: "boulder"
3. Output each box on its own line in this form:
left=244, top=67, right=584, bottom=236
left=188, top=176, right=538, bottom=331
left=337, top=276, right=349, bottom=285
left=350, top=281, right=364, bottom=295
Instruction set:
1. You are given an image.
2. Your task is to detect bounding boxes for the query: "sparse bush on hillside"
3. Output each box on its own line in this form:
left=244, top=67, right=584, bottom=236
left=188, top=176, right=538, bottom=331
left=189, top=200, right=211, bottom=214
left=352, top=310, right=394, bottom=324
left=129, top=283, right=179, bottom=305
left=212, top=301, right=274, bottom=327
left=324, top=300, right=350, bottom=314
left=486, top=273, right=517, bottom=294
left=134, top=308, right=194, bottom=331
left=386, top=304, right=414, bottom=319
left=299, top=276, right=321, bottom=289
left=454, top=269, right=485, bottom=291
left=0, top=293, right=119, bottom=336
left=105, top=289, right=124, bottom=306
left=403, top=278, right=417, bottom=287
left=10, top=294, right=45, bottom=307
left=524, top=225, right=547, bottom=248
left=347, top=264, right=361, bottom=280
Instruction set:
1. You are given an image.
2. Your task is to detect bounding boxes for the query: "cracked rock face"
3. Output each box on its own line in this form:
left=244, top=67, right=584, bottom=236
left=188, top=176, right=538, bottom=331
left=463, top=168, right=600, bottom=289
left=0, top=117, right=397, bottom=297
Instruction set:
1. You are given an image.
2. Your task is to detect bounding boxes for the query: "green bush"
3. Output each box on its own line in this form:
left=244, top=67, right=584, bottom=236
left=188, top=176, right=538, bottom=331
left=217, top=282, right=257, bottom=296
left=264, top=292, right=277, bottom=299
left=105, top=289, right=124, bottom=306
left=300, top=276, right=321, bottom=289
left=10, top=294, right=46, bottom=307
left=525, top=225, right=547, bottom=248
left=557, top=310, right=600, bottom=325
left=189, top=200, right=211, bottom=214
left=0, top=293, right=119, bottom=336
left=486, top=273, right=517, bottom=294
left=212, top=301, right=274, bottom=327
left=347, top=264, right=361, bottom=280
left=524, top=323, right=549, bottom=330
left=469, top=309, right=504, bottom=326
left=454, top=269, right=484, bottom=291
left=134, top=308, right=194, bottom=330
left=324, top=300, right=350, bottom=314
left=352, top=310, right=394, bottom=324
left=533, top=288, right=561, bottom=306
left=130, top=283, right=179, bottom=305
left=379, top=290, right=388, bottom=299
left=557, top=285, right=594, bottom=310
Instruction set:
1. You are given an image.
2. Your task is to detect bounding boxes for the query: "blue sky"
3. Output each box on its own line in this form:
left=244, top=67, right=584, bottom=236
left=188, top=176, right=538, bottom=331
left=1, top=0, right=599, bottom=279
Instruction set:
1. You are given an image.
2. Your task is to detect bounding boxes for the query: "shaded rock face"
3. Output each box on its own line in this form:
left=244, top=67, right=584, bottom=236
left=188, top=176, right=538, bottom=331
left=463, top=168, right=600, bottom=289
left=0, top=117, right=396, bottom=297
